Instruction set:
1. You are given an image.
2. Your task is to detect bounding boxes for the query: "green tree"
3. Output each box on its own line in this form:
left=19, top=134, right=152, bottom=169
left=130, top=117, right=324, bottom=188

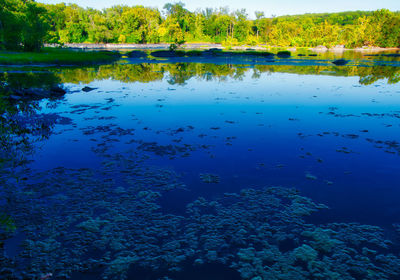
left=254, top=11, right=265, bottom=39
left=0, top=0, right=23, bottom=49
left=21, top=1, right=50, bottom=51
left=58, top=4, right=88, bottom=43
left=0, top=0, right=49, bottom=51
left=2, top=2, right=399, bottom=49
left=233, top=9, right=251, bottom=42
left=44, top=3, right=67, bottom=44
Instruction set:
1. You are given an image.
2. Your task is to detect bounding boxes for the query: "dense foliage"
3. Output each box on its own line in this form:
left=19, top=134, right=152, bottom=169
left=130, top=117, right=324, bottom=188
left=0, top=0, right=49, bottom=51
left=0, top=0, right=399, bottom=50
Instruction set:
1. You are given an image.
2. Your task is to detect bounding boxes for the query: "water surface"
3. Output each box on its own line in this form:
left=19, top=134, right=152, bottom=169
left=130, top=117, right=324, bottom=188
left=1, top=52, right=400, bottom=279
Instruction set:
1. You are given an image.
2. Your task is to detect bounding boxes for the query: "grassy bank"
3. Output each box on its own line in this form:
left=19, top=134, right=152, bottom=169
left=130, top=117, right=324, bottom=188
left=0, top=48, right=120, bottom=65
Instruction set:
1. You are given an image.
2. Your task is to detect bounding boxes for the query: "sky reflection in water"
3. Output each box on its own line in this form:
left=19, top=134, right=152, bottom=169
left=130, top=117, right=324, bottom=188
left=2, top=60, right=400, bottom=279
left=31, top=65, right=400, bottom=226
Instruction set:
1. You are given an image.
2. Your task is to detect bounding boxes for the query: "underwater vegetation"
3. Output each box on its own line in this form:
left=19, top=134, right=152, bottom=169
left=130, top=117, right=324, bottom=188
left=1, top=99, right=399, bottom=279
left=0, top=213, right=16, bottom=233
left=199, top=173, right=220, bottom=183
left=1, top=52, right=400, bottom=279
left=1, top=104, right=400, bottom=279
left=2, top=158, right=400, bottom=280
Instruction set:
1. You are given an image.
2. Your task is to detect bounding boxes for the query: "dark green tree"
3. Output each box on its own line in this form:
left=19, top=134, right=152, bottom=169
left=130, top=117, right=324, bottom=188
left=0, top=0, right=49, bottom=51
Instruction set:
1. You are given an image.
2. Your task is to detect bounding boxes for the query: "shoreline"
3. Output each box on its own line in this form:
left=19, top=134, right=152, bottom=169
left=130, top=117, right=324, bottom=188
left=46, top=43, right=400, bottom=53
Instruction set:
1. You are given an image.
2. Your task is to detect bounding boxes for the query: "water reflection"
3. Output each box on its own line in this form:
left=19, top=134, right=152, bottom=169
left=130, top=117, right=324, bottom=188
left=1, top=57, right=400, bottom=279
left=0, top=71, right=61, bottom=90
left=63, top=63, right=400, bottom=85
left=2, top=63, right=398, bottom=90
left=0, top=76, right=71, bottom=183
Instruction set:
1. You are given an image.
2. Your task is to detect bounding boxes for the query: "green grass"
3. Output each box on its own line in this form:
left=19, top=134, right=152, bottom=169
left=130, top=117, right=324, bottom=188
left=0, top=48, right=120, bottom=65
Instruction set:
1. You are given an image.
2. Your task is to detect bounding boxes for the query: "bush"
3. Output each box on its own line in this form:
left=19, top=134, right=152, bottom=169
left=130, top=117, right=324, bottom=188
left=222, top=37, right=239, bottom=48
left=246, top=35, right=260, bottom=46
left=169, top=44, right=178, bottom=51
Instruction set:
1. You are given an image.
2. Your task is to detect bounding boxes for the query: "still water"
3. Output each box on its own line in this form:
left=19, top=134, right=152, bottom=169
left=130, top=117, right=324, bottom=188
left=1, top=54, right=400, bottom=279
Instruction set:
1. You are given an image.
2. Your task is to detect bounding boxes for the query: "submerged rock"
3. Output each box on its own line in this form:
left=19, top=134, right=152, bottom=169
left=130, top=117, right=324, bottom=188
left=184, top=50, right=204, bottom=57
left=293, top=244, right=318, bottom=262
left=8, top=95, right=22, bottom=101
left=332, top=59, right=349, bottom=66
left=82, top=86, right=97, bottom=92
left=203, top=48, right=223, bottom=56
left=3, top=165, right=400, bottom=280
left=127, top=50, right=148, bottom=58
left=151, top=50, right=185, bottom=58
left=49, top=86, right=66, bottom=96
left=379, top=53, right=400, bottom=57
left=199, top=173, right=220, bottom=183
left=305, top=173, right=317, bottom=180
left=7, top=86, right=66, bottom=101
left=277, top=51, right=291, bottom=58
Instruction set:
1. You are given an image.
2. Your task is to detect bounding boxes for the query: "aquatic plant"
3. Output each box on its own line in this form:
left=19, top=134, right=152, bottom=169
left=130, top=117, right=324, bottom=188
left=199, top=173, right=220, bottom=183
left=1, top=154, right=400, bottom=280
left=1, top=61, right=400, bottom=280
left=0, top=213, right=16, bottom=233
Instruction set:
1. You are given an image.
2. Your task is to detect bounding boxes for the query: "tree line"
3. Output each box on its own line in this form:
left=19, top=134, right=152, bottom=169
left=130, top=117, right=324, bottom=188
left=0, top=0, right=399, bottom=51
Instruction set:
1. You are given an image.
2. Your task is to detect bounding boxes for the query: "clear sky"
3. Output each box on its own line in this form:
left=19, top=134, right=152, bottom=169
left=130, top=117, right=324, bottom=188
left=37, top=0, right=399, bottom=18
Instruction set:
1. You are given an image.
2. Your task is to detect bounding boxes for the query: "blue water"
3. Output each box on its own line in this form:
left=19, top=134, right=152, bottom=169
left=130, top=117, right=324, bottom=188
left=2, top=60, right=400, bottom=279
left=33, top=71, right=400, bottom=224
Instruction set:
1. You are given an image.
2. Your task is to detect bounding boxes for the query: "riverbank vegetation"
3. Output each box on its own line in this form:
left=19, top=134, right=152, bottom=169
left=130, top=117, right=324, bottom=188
left=0, top=48, right=119, bottom=65
left=0, top=0, right=399, bottom=51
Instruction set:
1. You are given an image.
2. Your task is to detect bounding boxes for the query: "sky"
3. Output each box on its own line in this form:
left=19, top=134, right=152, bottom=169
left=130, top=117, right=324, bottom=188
left=37, top=0, right=399, bottom=18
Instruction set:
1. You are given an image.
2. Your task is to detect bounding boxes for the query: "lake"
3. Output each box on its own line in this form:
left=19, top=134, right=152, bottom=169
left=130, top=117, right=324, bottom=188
left=1, top=50, right=400, bottom=279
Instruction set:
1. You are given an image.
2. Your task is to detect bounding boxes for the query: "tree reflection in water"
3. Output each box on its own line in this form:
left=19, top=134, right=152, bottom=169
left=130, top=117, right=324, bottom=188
left=51, top=63, right=400, bottom=86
